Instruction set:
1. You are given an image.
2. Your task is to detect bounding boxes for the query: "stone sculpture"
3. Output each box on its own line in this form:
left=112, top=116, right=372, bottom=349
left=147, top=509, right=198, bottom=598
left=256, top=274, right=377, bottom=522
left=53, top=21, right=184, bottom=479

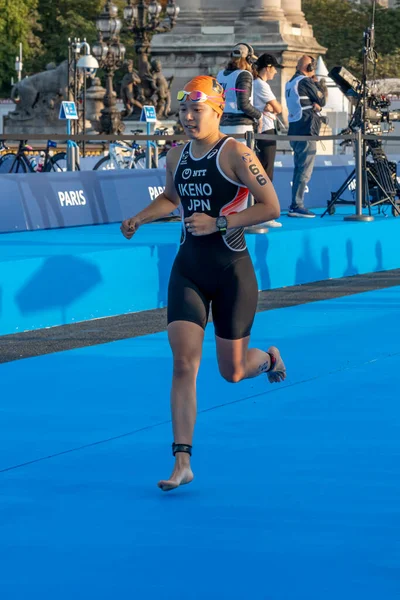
left=120, top=59, right=143, bottom=118
left=9, top=61, right=69, bottom=122
left=151, top=59, right=174, bottom=119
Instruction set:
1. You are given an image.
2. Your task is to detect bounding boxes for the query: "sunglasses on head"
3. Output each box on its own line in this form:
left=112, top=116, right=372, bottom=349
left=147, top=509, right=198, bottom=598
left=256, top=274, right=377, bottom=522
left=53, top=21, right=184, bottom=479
left=177, top=90, right=224, bottom=103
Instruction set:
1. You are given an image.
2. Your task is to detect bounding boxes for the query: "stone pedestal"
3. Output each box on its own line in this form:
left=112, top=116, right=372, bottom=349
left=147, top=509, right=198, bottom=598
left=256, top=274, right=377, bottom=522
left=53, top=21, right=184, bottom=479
left=242, top=0, right=285, bottom=20
left=151, top=0, right=325, bottom=111
left=85, top=77, right=107, bottom=132
left=281, top=0, right=305, bottom=23
left=3, top=112, right=68, bottom=136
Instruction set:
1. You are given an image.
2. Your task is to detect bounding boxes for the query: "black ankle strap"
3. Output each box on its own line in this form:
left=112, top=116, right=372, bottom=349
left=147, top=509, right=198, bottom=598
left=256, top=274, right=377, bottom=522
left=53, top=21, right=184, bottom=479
left=267, top=352, right=276, bottom=372
left=172, top=443, right=192, bottom=456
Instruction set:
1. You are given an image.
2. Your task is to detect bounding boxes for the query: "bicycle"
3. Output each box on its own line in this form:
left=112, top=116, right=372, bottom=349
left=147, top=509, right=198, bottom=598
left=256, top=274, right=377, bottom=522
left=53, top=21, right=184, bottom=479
left=93, top=127, right=183, bottom=171
left=135, top=127, right=183, bottom=169
left=93, top=129, right=148, bottom=171
left=0, top=140, right=70, bottom=173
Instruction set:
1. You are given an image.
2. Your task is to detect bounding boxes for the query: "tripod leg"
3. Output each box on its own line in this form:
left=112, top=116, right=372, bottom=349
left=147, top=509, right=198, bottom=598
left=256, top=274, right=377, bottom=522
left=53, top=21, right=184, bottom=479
left=364, top=169, right=372, bottom=216
left=321, top=169, right=356, bottom=218
left=367, top=166, right=400, bottom=215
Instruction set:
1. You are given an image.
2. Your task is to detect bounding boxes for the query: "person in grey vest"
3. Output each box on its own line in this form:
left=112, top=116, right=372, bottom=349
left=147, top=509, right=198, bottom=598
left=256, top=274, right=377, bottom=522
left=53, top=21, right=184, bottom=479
left=217, top=43, right=262, bottom=138
left=285, top=55, right=326, bottom=218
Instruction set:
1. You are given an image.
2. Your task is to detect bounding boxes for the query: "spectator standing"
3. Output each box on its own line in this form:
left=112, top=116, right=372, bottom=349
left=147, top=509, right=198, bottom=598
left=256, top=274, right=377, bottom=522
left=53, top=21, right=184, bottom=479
left=217, top=43, right=262, bottom=139
left=285, top=55, right=327, bottom=218
left=253, top=53, right=284, bottom=228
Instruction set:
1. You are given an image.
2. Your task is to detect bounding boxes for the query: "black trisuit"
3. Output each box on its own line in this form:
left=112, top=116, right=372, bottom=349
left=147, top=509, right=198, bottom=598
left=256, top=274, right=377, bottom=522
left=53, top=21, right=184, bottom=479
left=168, top=136, right=259, bottom=340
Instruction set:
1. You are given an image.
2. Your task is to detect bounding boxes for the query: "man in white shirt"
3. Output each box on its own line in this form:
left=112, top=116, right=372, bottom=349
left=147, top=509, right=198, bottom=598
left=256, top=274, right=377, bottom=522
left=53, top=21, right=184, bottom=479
left=253, top=53, right=283, bottom=227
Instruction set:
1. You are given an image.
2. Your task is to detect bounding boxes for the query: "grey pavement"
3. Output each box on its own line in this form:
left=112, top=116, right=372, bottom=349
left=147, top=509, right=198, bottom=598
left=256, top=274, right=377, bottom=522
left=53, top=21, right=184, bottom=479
left=0, top=269, right=399, bottom=364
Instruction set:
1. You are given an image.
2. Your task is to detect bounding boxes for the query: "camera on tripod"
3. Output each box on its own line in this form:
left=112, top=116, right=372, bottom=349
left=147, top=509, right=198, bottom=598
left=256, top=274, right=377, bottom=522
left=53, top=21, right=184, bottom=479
left=321, top=0, right=400, bottom=220
left=329, top=66, right=400, bottom=137
left=321, top=64, right=400, bottom=218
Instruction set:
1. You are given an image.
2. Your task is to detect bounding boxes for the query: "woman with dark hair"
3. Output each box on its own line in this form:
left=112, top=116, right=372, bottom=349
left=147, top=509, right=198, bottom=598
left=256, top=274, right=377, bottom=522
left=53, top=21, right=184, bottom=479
left=217, top=43, right=262, bottom=139
left=253, top=53, right=284, bottom=228
left=253, top=53, right=283, bottom=182
left=121, top=75, right=286, bottom=492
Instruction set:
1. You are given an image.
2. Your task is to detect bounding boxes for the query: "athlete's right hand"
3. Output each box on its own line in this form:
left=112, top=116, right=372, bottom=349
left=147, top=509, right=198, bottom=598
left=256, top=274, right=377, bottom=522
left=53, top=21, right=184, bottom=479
left=120, top=216, right=141, bottom=240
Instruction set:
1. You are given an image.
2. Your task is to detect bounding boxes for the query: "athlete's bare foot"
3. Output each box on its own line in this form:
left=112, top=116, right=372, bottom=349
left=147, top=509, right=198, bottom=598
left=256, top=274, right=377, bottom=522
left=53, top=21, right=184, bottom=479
left=158, top=464, right=194, bottom=492
left=267, top=346, right=286, bottom=383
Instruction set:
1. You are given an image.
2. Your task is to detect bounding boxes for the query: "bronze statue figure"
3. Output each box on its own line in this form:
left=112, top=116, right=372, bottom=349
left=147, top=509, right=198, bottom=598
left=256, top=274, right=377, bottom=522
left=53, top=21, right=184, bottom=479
left=151, top=59, right=174, bottom=119
left=120, top=59, right=143, bottom=118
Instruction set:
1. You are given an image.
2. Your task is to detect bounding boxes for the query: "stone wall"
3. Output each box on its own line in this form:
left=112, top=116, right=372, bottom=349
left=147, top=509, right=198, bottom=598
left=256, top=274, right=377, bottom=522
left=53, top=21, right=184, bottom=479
left=151, top=0, right=325, bottom=111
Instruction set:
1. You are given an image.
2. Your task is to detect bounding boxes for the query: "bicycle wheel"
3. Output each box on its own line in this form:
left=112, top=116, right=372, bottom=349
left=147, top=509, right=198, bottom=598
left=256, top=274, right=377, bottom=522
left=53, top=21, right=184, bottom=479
left=45, top=152, right=69, bottom=172
left=133, top=151, right=157, bottom=169
left=0, top=152, right=27, bottom=173
left=93, top=155, right=121, bottom=170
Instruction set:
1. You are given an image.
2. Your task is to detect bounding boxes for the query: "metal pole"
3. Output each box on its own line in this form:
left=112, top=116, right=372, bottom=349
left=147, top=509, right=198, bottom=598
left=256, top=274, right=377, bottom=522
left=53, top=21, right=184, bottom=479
left=356, top=129, right=363, bottom=215
left=15, top=43, right=23, bottom=82
left=68, top=39, right=72, bottom=101
left=153, top=141, right=158, bottom=168
left=66, top=120, right=76, bottom=171
left=344, top=11, right=374, bottom=223
left=244, top=130, right=269, bottom=235
left=82, top=74, right=86, bottom=158
left=344, top=129, right=373, bottom=222
left=73, top=40, right=79, bottom=136
left=146, top=122, right=151, bottom=168
left=74, top=142, right=80, bottom=170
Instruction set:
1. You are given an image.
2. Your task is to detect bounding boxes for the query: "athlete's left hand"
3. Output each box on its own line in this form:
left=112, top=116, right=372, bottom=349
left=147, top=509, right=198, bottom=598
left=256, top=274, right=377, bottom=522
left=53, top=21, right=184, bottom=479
left=184, top=213, right=218, bottom=236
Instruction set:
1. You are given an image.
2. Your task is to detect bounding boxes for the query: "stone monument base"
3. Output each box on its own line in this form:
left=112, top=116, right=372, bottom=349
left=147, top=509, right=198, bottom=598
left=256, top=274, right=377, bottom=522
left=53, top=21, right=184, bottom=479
left=151, top=2, right=326, bottom=113
left=3, top=115, right=94, bottom=138
left=3, top=116, right=68, bottom=137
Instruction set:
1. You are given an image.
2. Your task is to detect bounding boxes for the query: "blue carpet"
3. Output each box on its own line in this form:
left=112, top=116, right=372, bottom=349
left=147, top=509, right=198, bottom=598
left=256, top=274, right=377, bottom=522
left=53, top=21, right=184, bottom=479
left=1, top=208, right=400, bottom=334
left=1, top=287, right=399, bottom=599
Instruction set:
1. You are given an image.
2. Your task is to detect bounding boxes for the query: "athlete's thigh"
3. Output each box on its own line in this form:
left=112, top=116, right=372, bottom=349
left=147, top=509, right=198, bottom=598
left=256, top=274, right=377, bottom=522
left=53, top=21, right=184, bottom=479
left=168, top=320, right=205, bottom=365
left=211, top=254, right=258, bottom=341
left=168, top=258, right=210, bottom=332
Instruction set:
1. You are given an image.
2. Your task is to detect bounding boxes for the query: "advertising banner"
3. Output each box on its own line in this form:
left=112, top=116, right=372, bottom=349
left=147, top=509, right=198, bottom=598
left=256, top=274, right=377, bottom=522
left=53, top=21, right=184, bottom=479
left=0, top=169, right=178, bottom=233
left=0, top=155, right=398, bottom=232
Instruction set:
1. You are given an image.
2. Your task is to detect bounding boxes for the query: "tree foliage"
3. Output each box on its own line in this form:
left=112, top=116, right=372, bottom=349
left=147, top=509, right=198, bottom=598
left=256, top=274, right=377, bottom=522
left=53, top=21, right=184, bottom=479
left=31, top=0, right=105, bottom=70
left=0, top=0, right=132, bottom=95
left=0, top=0, right=41, bottom=93
left=303, top=0, right=400, bottom=79
left=3, top=0, right=400, bottom=97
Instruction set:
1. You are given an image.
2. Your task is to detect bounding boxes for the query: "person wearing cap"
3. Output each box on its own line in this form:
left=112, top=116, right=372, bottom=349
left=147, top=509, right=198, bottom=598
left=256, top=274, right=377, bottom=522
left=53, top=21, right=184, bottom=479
left=217, top=43, right=262, bottom=139
left=121, top=75, right=286, bottom=492
left=253, top=53, right=284, bottom=228
left=285, top=55, right=327, bottom=218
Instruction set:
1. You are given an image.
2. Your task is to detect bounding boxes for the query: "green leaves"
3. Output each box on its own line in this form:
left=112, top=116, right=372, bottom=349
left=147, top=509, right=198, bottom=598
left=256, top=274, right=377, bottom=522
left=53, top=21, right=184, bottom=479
left=0, top=0, right=41, bottom=93
left=32, top=0, right=104, bottom=67
left=303, top=0, right=400, bottom=79
left=0, top=0, right=175, bottom=96
left=0, top=0, right=127, bottom=94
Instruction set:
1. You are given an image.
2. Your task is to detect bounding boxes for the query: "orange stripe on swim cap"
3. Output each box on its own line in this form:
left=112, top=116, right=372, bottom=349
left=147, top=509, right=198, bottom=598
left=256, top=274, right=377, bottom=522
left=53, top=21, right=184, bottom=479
left=183, top=76, right=225, bottom=116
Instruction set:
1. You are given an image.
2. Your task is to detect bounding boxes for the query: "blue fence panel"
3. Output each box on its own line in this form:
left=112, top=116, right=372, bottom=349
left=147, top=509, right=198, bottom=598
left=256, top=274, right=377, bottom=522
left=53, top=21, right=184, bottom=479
left=0, top=155, right=398, bottom=233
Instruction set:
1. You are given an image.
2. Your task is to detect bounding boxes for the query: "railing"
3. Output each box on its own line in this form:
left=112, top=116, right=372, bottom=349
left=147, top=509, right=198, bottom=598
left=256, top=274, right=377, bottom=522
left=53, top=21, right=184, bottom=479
left=246, top=131, right=400, bottom=222
left=1, top=131, right=400, bottom=222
